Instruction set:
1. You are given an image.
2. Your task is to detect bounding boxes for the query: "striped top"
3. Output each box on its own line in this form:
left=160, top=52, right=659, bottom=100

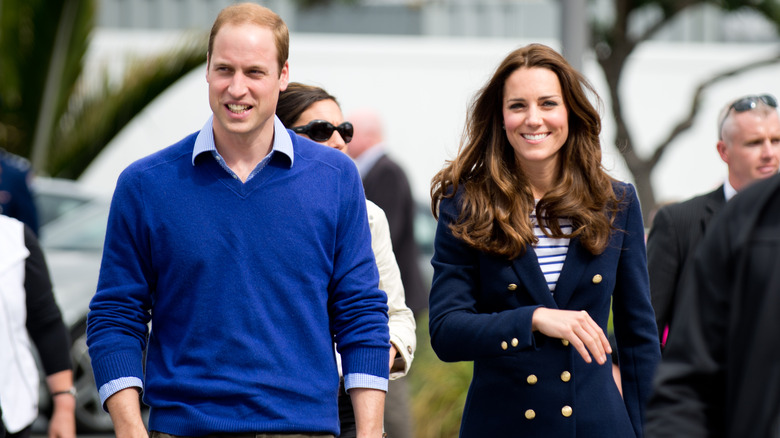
left=531, top=210, right=572, bottom=292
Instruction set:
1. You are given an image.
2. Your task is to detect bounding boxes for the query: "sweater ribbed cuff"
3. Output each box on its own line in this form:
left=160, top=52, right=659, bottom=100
left=340, top=346, right=389, bottom=379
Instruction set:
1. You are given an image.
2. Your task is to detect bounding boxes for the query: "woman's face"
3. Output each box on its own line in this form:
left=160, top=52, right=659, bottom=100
left=293, top=99, right=349, bottom=154
left=502, top=67, right=569, bottom=173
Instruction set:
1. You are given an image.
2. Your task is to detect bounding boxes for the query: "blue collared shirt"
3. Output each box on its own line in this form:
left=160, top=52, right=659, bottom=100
left=192, top=115, right=295, bottom=180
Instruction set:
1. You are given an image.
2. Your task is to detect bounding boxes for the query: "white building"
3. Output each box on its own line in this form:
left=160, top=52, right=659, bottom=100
left=79, top=0, right=780, bottom=206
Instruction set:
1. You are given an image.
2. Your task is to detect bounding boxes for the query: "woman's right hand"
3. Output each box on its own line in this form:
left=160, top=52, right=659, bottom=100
left=531, top=307, right=611, bottom=365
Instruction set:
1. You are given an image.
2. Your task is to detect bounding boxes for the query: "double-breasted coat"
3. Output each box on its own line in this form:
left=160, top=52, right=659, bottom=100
left=429, top=182, right=660, bottom=438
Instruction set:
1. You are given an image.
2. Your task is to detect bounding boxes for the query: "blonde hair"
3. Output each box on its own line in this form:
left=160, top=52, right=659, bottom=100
left=207, top=3, right=289, bottom=74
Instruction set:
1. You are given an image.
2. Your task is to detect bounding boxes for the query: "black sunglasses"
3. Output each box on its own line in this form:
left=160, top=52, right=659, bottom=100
left=292, top=120, right=354, bottom=143
left=719, top=94, right=778, bottom=137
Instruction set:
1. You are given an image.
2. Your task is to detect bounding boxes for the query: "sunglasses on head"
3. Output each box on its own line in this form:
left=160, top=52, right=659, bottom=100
left=719, top=94, right=778, bottom=136
left=292, top=120, right=354, bottom=143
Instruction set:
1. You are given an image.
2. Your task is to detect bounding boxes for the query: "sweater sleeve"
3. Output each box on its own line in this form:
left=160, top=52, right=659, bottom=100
left=24, top=225, right=72, bottom=375
left=87, top=169, right=152, bottom=392
left=329, top=163, right=390, bottom=383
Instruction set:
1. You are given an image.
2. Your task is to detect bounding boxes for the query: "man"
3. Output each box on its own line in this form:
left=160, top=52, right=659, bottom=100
left=347, top=110, right=424, bottom=438
left=645, top=172, right=780, bottom=437
left=86, top=4, right=389, bottom=438
left=646, top=93, right=780, bottom=346
left=0, top=149, right=39, bottom=235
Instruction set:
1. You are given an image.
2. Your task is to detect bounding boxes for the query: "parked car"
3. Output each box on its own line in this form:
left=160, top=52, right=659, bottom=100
left=30, top=176, right=100, bottom=228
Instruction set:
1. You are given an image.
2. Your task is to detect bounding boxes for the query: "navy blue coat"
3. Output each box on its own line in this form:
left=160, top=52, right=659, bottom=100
left=429, top=182, right=660, bottom=438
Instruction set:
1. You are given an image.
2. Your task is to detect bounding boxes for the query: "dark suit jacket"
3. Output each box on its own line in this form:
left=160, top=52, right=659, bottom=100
left=646, top=173, right=780, bottom=438
left=646, top=186, right=725, bottom=344
left=429, top=182, right=660, bottom=438
left=362, top=154, right=427, bottom=315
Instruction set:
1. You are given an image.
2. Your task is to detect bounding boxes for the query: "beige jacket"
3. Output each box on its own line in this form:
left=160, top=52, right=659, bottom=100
left=366, top=200, right=416, bottom=378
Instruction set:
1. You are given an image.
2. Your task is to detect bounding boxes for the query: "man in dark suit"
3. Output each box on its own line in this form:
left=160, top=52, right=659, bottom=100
left=347, top=109, right=423, bottom=438
left=645, top=172, right=780, bottom=438
left=646, top=93, right=780, bottom=346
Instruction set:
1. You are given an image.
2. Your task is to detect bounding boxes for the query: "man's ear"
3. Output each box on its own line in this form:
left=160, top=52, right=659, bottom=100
left=279, top=61, right=290, bottom=92
left=716, top=140, right=729, bottom=165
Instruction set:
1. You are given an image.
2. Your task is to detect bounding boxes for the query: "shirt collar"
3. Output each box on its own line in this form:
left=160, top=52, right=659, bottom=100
left=723, top=178, right=738, bottom=201
left=353, top=143, right=385, bottom=177
left=192, top=115, right=295, bottom=167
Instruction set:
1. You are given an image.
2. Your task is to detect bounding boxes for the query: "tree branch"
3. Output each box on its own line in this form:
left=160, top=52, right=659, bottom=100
left=649, top=51, right=780, bottom=168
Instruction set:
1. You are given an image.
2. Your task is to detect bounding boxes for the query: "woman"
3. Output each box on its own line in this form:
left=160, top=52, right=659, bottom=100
left=428, top=44, right=660, bottom=437
left=276, top=82, right=416, bottom=438
left=0, top=215, right=75, bottom=438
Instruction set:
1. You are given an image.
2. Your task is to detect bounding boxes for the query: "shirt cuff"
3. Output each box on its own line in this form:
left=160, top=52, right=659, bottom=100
left=343, top=373, right=388, bottom=393
left=98, top=376, right=143, bottom=411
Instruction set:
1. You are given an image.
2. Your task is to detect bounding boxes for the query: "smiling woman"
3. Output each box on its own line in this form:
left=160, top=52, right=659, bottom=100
left=427, top=43, right=660, bottom=438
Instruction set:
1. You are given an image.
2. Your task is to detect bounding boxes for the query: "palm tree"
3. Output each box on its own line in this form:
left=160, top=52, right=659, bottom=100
left=0, top=0, right=206, bottom=178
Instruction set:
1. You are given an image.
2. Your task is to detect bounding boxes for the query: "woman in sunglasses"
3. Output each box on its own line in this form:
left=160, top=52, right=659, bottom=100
left=276, top=82, right=416, bottom=438
left=428, top=44, right=660, bottom=437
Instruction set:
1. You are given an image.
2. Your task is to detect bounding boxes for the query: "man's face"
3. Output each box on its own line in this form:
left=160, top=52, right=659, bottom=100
left=718, top=110, right=780, bottom=191
left=206, top=23, right=289, bottom=145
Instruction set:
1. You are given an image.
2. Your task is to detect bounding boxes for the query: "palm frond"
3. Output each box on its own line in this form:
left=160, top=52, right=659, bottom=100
left=47, top=33, right=207, bottom=178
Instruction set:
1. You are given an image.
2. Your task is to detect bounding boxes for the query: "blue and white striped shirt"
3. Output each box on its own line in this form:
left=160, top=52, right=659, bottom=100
left=531, top=210, right=572, bottom=293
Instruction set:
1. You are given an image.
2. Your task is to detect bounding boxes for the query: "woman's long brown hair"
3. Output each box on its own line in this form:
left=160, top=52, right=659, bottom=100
left=430, top=44, right=620, bottom=259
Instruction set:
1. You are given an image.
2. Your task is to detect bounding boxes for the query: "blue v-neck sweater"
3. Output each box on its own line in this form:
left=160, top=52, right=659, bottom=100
left=87, top=131, right=390, bottom=435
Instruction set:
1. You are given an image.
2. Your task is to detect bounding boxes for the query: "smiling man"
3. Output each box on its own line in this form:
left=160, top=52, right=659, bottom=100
left=646, top=93, right=780, bottom=348
left=86, top=4, right=389, bottom=438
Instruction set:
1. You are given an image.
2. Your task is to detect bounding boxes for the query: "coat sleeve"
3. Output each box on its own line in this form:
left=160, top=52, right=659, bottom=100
left=611, top=184, right=661, bottom=438
left=428, top=195, right=540, bottom=363
left=645, top=205, right=680, bottom=344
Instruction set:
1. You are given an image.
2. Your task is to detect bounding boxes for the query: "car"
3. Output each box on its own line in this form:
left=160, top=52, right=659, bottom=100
left=30, top=176, right=100, bottom=228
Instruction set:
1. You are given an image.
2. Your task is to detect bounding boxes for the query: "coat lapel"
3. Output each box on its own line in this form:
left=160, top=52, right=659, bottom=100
left=551, top=238, right=593, bottom=309
left=511, top=248, right=558, bottom=309
left=701, top=185, right=726, bottom=231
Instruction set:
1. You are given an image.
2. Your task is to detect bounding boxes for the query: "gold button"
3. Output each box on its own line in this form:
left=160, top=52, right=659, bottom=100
left=525, top=409, right=536, bottom=420
left=501, top=341, right=508, bottom=350
left=507, top=283, right=518, bottom=291
left=561, top=339, right=570, bottom=346
left=592, top=274, right=603, bottom=284
left=407, top=346, right=413, bottom=354
left=560, top=371, right=571, bottom=382
left=562, top=405, right=573, bottom=417
left=511, top=338, right=519, bottom=347
left=527, top=374, right=538, bottom=385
